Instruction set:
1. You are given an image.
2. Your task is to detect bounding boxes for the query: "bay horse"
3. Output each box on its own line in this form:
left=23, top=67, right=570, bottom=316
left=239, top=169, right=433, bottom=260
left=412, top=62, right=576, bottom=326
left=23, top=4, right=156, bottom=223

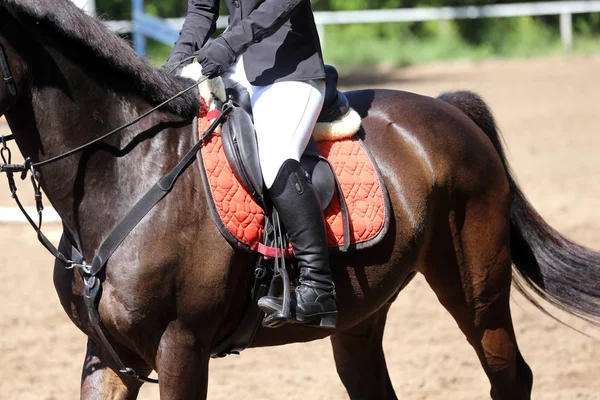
left=1, top=1, right=599, bottom=399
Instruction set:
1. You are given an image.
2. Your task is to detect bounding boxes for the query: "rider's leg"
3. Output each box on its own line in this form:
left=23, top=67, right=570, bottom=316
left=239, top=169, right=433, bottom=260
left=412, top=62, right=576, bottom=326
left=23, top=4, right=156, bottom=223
left=250, top=80, right=324, bottom=188
left=250, top=80, right=337, bottom=328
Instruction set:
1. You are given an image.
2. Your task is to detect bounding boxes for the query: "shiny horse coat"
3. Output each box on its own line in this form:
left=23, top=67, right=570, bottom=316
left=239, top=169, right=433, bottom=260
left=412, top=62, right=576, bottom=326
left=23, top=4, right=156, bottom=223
left=1, top=1, right=599, bottom=399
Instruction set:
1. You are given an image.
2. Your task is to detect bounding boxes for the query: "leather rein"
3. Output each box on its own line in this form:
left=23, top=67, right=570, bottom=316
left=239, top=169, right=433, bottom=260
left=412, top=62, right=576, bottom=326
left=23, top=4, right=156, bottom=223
left=0, top=51, right=230, bottom=384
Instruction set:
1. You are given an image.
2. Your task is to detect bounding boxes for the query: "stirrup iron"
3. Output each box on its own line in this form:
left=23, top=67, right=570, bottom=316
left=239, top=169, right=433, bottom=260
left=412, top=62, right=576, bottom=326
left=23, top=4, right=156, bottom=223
left=261, top=211, right=293, bottom=328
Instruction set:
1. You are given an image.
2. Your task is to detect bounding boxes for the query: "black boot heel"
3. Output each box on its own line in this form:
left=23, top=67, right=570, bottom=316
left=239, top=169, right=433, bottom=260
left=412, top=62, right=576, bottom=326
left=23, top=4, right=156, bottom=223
left=296, top=311, right=338, bottom=328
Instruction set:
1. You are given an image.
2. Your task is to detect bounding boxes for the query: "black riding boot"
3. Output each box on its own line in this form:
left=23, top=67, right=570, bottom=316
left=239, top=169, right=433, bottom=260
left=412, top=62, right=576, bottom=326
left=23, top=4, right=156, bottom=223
left=258, top=159, right=337, bottom=328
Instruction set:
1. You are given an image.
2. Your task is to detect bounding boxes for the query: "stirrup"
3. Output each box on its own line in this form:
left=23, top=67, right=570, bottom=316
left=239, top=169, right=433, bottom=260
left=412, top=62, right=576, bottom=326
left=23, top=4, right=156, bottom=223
left=262, top=309, right=290, bottom=328
left=259, top=296, right=338, bottom=328
left=261, top=210, right=292, bottom=328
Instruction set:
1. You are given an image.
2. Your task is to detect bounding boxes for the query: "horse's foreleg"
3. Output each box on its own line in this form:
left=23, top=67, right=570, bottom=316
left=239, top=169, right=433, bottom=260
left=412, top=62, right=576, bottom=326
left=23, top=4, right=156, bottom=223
left=80, top=338, right=148, bottom=400
left=423, top=200, right=533, bottom=399
left=330, top=303, right=398, bottom=400
left=155, top=324, right=210, bottom=400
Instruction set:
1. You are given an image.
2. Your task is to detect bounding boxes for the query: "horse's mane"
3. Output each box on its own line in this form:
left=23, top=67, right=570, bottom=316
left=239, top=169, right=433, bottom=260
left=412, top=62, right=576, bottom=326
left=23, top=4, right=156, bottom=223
left=2, top=0, right=199, bottom=117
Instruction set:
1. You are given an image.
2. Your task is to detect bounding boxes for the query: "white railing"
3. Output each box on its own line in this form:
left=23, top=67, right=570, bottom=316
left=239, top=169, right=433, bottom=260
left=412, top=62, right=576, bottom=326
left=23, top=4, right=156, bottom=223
left=102, top=1, right=600, bottom=51
left=0, top=207, right=62, bottom=224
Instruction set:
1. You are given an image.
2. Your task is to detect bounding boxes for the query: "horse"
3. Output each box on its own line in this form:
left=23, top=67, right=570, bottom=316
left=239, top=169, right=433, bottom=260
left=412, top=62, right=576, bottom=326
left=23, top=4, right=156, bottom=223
left=1, top=1, right=599, bottom=399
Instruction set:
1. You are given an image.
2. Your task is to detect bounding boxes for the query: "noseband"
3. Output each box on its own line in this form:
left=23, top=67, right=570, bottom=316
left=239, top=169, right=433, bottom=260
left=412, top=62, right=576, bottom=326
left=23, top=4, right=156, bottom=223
left=0, top=44, right=17, bottom=111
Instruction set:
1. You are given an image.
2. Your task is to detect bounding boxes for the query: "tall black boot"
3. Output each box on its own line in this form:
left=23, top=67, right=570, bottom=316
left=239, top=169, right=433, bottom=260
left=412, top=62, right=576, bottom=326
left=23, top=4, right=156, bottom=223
left=258, top=159, right=337, bottom=328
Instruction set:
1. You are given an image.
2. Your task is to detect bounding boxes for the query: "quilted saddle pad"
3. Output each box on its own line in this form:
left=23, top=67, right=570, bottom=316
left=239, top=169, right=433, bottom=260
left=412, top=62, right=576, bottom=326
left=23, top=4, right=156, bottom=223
left=197, top=119, right=390, bottom=253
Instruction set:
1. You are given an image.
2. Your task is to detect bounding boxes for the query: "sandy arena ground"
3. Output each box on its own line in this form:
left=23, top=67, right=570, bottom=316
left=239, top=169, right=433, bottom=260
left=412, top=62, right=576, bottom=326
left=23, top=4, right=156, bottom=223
left=0, top=56, right=599, bottom=399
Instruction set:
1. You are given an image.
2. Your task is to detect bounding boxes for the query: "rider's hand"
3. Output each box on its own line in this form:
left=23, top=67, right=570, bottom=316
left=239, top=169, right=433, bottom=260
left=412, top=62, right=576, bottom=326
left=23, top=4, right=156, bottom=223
left=195, top=37, right=236, bottom=79
left=160, top=53, right=193, bottom=76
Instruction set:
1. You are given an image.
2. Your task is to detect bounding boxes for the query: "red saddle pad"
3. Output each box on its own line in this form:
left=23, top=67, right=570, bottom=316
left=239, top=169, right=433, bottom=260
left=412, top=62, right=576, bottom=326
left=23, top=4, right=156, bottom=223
left=198, top=118, right=389, bottom=252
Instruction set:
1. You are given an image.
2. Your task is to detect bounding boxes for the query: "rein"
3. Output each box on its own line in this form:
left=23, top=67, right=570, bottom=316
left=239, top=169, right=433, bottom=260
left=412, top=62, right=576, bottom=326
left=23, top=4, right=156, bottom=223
left=5, top=76, right=206, bottom=168
left=0, top=56, right=232, bottom=383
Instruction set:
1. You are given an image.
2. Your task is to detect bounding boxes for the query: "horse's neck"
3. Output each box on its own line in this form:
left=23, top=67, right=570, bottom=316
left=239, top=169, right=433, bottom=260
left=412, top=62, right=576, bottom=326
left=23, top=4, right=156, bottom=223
left=9, top=47, right=193, bottom=253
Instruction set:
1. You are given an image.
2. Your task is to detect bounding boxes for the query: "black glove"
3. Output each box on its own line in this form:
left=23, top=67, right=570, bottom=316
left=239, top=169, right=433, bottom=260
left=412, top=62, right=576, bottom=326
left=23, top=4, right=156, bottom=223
left=195, top=37, right=236, bottom=79
left=160, top=53, right=193, bottom=76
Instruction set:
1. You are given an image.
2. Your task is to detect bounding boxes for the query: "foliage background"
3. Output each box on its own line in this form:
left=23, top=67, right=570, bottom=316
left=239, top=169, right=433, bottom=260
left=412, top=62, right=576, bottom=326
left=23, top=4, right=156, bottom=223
left=96, top=0, right=600, bottom=66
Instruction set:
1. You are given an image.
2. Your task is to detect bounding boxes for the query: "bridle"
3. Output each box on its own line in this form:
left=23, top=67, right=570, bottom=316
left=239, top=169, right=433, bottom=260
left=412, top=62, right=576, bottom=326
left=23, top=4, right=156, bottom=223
left=0, top=49, right=232, bottom=383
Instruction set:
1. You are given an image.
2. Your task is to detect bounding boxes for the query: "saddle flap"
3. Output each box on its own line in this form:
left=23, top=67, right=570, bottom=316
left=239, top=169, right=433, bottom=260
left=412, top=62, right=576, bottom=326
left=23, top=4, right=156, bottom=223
left=221, top=106, right=265, bottom=207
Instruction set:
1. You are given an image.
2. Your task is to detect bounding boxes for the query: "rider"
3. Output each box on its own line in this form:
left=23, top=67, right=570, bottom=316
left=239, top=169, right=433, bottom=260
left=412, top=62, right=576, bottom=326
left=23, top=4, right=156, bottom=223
left=164, top=0, right=337, bottom=328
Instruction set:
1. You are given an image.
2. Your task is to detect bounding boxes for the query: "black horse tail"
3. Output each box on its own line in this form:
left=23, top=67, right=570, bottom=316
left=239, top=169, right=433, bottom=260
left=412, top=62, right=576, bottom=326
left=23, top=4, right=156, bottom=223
left=437, top=90, right=600, bottom=325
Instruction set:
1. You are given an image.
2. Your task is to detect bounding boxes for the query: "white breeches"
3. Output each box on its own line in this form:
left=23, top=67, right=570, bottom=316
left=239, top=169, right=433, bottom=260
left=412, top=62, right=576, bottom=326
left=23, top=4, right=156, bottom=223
left=223, top=57, right=325, bottom=189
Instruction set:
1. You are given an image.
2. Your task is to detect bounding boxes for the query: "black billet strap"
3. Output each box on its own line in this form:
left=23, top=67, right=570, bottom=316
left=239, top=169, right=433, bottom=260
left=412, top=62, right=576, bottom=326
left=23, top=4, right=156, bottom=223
left=89, top=104, right=232, bottom=277
left=321, top=157, right=350, bottom=252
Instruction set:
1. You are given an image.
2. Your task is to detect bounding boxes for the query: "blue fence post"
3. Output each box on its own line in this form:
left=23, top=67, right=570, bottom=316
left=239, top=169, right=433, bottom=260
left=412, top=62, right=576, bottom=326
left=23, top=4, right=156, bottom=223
left=132, top=0, right=146, bottom=56
left=131, top=0, right=180, bottom=57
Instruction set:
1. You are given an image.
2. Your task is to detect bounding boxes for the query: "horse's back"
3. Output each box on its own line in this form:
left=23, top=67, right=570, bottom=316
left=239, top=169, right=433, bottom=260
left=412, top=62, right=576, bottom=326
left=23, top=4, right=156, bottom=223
left=345, top=88, right=511, bottom=266
left=347, top=88, right=508, bottom=198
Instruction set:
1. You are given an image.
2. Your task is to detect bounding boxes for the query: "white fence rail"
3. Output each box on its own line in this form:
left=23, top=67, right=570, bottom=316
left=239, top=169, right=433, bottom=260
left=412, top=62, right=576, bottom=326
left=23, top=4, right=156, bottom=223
left=0, top=207, right=61, bottom=224
left=313, top=1, right=600, bottom=23
left=102, top=1, right=600, bottom=51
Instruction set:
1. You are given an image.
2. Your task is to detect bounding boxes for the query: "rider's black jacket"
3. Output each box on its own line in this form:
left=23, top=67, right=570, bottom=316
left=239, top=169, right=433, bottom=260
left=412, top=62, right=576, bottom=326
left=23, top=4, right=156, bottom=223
left=172, top=0, right=326, bottom=86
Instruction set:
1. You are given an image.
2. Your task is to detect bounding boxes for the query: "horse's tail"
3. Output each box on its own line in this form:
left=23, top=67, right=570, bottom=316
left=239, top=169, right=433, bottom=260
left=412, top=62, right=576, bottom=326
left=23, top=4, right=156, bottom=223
left=437, top=90, right=600, bottom=324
